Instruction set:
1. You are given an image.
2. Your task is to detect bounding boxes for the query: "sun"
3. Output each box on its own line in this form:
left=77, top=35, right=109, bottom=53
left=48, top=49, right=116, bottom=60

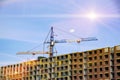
left=87, top=11, right=99, bottom=20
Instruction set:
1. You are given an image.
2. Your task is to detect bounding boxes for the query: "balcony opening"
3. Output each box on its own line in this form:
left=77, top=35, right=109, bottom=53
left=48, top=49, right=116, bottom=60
left=89, top=69, right=92, bottom=72
left=57, top=57, right=60, bottom=60
left=79, top=59, right=83, bottom=62
left=79, top=76, right=83, bottom=79
left=117, top=59, right=120, bottom=63
left=89, top=57, right=92, bottom=61
left=74, top=76, right=77, bottom=79
left=79, top=64, right=82, bottom=68
left=94, top=62, right=97, bottom=66
left=61, top=56, right=64, bottom=60
left=74, top=53, right=77, bottom=57
left=105, top=73, right=109, bottom=77
left=94, top=74, right=97, bottom=78
left=100, top=62, right=102, bottom=65
left=105, top=55, right=109, bottom=58
left=100, top=68, right=103, bottom=71
left=105, top=67, right=109, bottom=71
left=79, top=70, right=82, bottom=74
left=89, top=75, right=92, bottom=79
left=117, top=66, right=120, bottom=70
left=89, top=63, right=92, bottom=67
left=89, top=51, right=92, bottom=55
left=65, top=55, right=68, bottom=58
left=70, top=76, right=72, bottom=80
left=79, top=53, right=83, bottom=57
left=74, top=65, right=77, bottom=68
left=65, top=77, right=67, bottom=80
left=100, top=74, right=103, bottom=78
left=94, top=68, right=97, bottom=72
left=74, top=59, right=77, bottom=62
left=117, top=72, right=120, bottom=76
left=74, top=70, right=77, bottom=74
left=105, top=61, right=109, bottom=65
left=116, top=53, right=120, bottom=57
left=99, top=56, right=102, bottom=59
left=100, top=50, right=102, bottom=53
left=94, top=50, right=97, bottom=54
left=94, top=56, right=97, bottom=60
left=65, top=66, right=68, bottom=70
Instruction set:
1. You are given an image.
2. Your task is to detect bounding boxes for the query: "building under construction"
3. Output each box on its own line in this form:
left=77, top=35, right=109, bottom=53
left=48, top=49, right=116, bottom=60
left=0, top=45, right=120, bottom=80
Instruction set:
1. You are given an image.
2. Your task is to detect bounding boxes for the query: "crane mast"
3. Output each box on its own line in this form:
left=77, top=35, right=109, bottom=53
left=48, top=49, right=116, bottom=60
left=49, top=27, right=54, bottom=57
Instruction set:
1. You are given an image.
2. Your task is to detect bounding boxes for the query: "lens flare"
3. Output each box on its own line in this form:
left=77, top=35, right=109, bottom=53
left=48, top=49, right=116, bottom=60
left=87, top=11, right=98, bottom=20
left=70, top=29, right=75, bottom=33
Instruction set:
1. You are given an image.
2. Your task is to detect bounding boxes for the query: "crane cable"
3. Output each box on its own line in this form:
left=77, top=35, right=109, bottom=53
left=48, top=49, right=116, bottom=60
left=54, top=27, right=82, bottom=39
left=27, top=43, right=43, bottom=52
left=26, top=28, right=51, bottom=55
left=43, top=28, right=51, bottom=57
left=26, top=27, right=82, bottom=57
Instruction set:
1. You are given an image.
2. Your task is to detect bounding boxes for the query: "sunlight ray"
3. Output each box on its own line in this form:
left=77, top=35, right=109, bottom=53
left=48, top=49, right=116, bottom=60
left=97, top=19, right=118, bottom=34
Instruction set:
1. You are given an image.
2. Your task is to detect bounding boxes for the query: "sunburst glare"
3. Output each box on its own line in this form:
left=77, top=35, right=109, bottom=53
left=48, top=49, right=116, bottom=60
left=86, top=11, right=99, bottom=20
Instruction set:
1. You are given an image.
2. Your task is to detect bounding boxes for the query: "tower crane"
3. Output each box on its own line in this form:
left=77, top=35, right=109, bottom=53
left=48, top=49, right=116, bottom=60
left=16, top=27, right=98, bottom=57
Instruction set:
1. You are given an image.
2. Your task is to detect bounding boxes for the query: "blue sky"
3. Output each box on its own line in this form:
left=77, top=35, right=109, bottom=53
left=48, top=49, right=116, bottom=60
left=0, top=0, right=120, bottom=66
